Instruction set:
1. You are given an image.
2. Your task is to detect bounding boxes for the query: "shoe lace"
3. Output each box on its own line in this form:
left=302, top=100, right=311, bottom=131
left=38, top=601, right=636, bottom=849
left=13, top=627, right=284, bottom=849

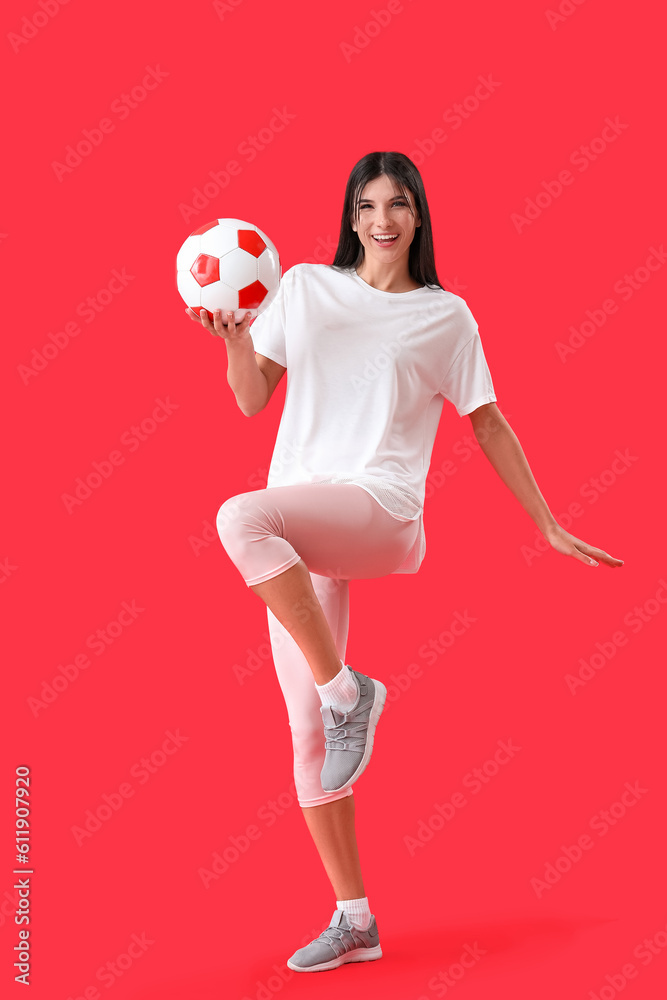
left=316, top=924, right=357, bottom=957
left=323, top=712, right=368, bottom=752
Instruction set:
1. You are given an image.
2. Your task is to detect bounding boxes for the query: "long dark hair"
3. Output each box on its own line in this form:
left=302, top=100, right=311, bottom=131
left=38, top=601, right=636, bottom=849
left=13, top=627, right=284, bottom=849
left=330, top=151, right=445, bottom=290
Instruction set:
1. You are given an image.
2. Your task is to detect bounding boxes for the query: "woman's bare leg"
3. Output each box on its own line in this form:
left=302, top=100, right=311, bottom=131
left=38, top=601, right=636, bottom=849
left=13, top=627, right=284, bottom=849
left=249, top=557, right=344, bottom=685
left=300, top=796, right=365, bottom=900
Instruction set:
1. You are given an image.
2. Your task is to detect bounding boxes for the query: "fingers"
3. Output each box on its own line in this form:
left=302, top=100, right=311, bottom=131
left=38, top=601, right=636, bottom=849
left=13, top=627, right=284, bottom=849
left=574, top=541, right=624, bottom=568
left=185, top=306, right=215, bottom=331
left=591, top=550, right=624, bottom=568
left=185, top=307, right=253, bottom=337
left=231, top=310, right=254, bottom=330
left=218, top=310, right=253, bottom=336
left=546, top=526, right=624, bottom=568
left=576, top=546, right=600, bottom=567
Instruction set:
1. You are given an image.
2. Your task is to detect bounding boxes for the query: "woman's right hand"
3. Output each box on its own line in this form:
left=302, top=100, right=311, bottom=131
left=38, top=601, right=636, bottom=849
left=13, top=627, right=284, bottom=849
left=185, top=306, right=254, bottom=342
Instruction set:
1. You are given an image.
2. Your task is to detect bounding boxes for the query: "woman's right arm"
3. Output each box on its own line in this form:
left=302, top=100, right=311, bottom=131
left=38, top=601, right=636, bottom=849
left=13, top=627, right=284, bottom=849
left=186, top=307, right=286, bottom=417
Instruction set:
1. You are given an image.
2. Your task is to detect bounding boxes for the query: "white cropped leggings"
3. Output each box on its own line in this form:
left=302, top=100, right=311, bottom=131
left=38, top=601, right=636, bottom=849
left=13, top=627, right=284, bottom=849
left=216, top=484, right=420, bottom=808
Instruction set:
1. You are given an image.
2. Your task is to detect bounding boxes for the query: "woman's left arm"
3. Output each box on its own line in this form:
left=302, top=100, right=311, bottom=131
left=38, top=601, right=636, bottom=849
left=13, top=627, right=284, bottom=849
left=468, top=403, right=624, bottom=568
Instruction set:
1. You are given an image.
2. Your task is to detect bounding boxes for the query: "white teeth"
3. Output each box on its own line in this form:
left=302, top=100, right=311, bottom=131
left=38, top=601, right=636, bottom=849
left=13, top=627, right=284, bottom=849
left=373, top=235, right=397, bottom=241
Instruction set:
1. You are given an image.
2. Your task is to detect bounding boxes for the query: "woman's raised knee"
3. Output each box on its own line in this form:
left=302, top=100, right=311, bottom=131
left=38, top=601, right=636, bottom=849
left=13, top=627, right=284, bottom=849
left=216, top=492, right=257, bottom=542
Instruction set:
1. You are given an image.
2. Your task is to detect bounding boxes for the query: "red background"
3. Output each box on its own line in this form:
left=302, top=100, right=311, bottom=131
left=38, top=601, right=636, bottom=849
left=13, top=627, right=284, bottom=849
left=2, top=0, right=665, bottom=997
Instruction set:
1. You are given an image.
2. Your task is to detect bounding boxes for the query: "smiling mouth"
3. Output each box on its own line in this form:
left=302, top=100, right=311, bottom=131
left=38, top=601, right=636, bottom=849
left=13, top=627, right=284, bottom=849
left=371, top=234, right=399, bottom=244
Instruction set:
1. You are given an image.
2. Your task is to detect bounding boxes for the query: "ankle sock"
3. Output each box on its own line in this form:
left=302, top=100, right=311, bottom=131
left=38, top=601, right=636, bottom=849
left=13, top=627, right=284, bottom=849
left=315, top=661, right=358, bottom=713
left=336, top=896, right=372, bottom=931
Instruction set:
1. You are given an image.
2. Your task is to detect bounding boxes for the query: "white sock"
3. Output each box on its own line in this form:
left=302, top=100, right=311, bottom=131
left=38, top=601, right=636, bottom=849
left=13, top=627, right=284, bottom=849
left=315, top=662, right=358, bottom=713
left=336, top=896, right=372, bottom=931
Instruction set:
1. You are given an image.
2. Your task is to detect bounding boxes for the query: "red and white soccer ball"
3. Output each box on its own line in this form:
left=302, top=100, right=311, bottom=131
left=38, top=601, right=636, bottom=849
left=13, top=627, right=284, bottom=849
left=176, top=218, right=281, bottom=323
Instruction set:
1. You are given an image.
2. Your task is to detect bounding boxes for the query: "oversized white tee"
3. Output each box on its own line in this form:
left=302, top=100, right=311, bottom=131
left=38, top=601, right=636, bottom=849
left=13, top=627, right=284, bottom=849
left=248, top=262, right=497, bottom=574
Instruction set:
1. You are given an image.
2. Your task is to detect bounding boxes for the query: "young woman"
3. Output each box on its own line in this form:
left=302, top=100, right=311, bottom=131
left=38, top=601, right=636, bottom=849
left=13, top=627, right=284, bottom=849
left=187, top=151, right=623, bottom=974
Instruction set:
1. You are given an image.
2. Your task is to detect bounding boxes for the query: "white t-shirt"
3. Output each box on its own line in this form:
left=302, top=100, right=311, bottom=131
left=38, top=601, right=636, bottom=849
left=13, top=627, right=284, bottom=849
left=248, top=262, right=497, bottom=574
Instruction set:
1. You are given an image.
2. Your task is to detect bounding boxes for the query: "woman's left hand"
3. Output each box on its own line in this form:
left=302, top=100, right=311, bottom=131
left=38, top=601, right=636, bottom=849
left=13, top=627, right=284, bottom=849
left=543, top=524, right=624, bottom=568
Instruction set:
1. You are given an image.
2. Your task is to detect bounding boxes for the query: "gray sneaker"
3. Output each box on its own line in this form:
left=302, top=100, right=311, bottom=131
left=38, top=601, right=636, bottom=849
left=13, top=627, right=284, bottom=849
left=287, top=908, right=382, bottom=972
left=320, top=669, right=387, bottom=793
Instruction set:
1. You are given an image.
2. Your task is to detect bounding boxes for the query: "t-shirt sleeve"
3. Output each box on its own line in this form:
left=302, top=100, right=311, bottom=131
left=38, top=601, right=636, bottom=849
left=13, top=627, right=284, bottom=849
left=439, top=304, right=497, bottom=417
left=248, top=268, right=289, bottom=367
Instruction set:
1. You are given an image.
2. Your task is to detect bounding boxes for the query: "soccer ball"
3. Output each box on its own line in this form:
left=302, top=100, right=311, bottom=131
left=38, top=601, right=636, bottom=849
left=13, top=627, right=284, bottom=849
left=176, top=218, right=281, bottom=323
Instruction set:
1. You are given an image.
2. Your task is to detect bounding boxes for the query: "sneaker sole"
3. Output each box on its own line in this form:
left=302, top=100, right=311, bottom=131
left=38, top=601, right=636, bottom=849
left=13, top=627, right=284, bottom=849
left=321, top=677, right=387, bottom=793
left=287, top=944, right=383, bottom=972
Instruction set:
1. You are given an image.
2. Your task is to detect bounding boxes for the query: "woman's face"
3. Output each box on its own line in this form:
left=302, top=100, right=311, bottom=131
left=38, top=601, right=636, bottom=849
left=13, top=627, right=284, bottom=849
left=350, top=174, right=421, bottom=266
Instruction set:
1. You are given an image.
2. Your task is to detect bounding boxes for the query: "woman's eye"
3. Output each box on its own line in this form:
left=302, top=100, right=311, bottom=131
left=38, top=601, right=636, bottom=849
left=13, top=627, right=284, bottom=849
left=360, top=201, right=407, bottom=209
